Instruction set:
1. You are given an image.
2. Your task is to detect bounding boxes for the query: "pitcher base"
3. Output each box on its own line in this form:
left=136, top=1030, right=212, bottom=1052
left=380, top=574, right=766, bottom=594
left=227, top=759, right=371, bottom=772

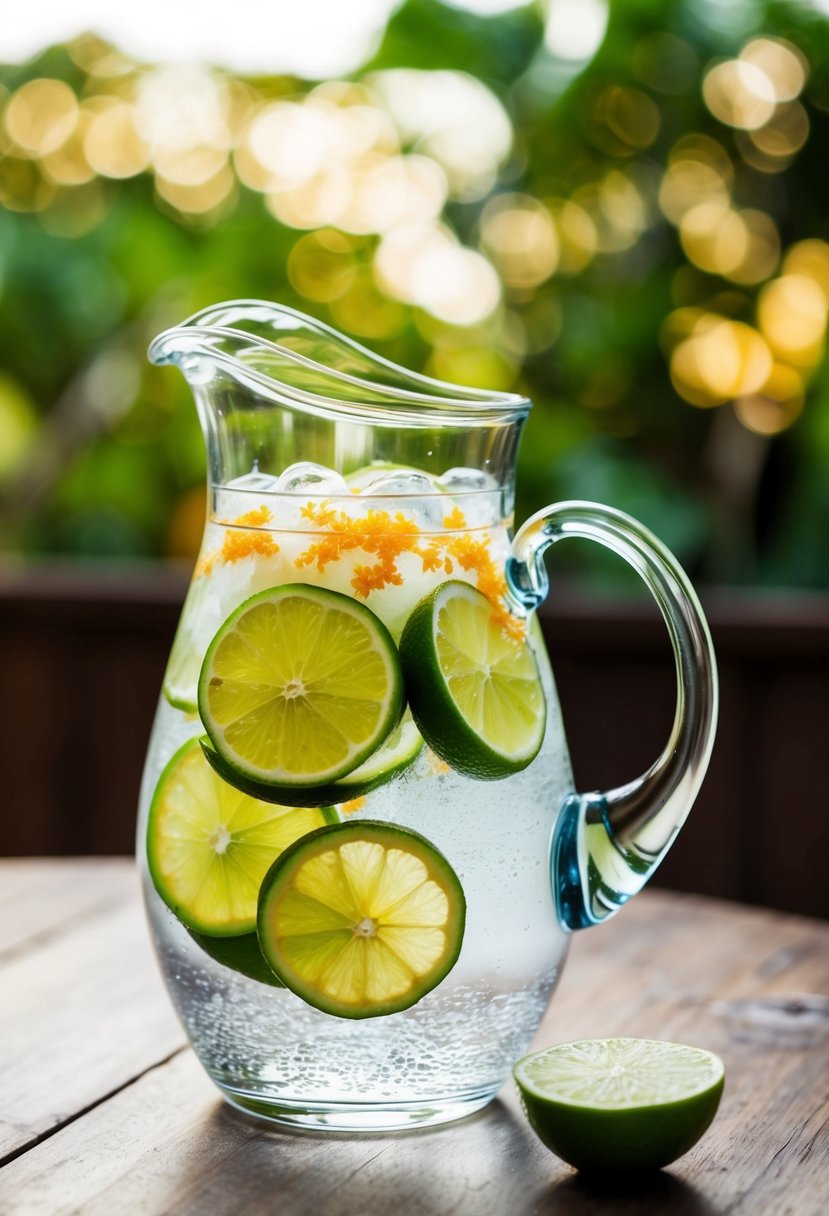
left=217, top=1084, right=498, bottom=1132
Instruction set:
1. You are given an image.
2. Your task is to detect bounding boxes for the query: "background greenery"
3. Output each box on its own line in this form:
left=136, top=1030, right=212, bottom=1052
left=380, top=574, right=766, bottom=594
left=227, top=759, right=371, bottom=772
left=2, top=0, right=828, bottom=589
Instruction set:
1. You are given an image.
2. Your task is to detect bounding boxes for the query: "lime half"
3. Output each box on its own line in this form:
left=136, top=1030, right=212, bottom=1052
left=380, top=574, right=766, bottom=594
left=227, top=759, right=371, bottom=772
left=399, top=580, right=546, bottom=780
left=199, top=583, right=404, bottom=791
left=514, top=1038, right=725, bottom=1172
left=147, top=738, right=336, bottom=935
left=257, top=820, right=466, bottom=1019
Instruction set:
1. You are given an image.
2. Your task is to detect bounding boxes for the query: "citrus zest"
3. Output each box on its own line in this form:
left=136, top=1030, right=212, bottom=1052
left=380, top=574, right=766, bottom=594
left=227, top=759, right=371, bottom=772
left=197, top=505, right=277, bottom=576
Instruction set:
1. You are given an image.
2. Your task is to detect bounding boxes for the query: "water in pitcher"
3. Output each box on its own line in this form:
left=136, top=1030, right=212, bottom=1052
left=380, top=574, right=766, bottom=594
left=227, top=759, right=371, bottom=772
left=136, top=460, right=573, bottom=1128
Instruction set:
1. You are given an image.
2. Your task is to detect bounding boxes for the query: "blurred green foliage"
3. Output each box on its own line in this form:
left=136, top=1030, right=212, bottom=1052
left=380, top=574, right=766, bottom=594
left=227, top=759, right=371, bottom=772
left=1, top=0, right=829, bottom=590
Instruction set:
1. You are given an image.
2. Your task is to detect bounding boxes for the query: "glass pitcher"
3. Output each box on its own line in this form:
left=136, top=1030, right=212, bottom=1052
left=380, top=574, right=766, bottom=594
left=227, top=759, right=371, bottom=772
left=138, top=300, right=717, bottom=1131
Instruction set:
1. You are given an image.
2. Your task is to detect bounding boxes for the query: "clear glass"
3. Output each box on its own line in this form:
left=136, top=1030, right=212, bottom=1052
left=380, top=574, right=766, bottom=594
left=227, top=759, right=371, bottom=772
left=137, top=301, right=717, bottom=1131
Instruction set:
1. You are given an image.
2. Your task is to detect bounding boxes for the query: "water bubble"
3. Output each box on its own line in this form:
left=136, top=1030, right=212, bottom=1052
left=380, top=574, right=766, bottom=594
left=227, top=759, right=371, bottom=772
left=275, top=461, right=349, bottom=496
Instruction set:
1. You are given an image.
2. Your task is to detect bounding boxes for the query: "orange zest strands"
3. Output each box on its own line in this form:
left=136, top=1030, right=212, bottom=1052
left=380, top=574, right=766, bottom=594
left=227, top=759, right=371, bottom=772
left=197, top=498, right=524, bottom=642
left=426, top=752, right=451, bottom=777
left=443, top=505, right=467, bottom=530
left=235, top=506, right=274, bottom=529
left=294, top=501, right=524, bottom=639
left=340, top=796, right=367, bottom=816
left=295, top=504, right=422, bottom=595
left=197, top=505, right=278, bottom=576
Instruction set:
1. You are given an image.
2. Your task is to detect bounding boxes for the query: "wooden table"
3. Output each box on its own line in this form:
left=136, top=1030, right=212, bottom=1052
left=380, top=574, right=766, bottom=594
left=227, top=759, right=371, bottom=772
left=2, top=860, right=828, bottom=1215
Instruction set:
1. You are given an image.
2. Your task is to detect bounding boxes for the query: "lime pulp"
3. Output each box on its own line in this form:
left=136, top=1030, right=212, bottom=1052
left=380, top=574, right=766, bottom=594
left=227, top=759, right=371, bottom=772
left=513, top=1038, right=725, bottom=1172
left=257, top=820, right=466, bottom=1019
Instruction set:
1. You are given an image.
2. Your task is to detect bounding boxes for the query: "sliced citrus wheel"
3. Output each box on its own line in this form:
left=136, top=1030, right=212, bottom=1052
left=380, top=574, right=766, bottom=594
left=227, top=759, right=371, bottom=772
left=327, top=713, right=423, bottom=800
left=513, top=1038, right=725, bottom=1172
left=147, top=738, right=337, bottom=935
left=399, top=580, right=546, bottom=780
left=201, top=712, right=423, bottom=808
left=257, top=820, right=466, bottom=1019
left=198, top=583, right=405, bottom=791
left=188, top=929, right=284, bottom=987
left=163, top=575, right=212, bottom=713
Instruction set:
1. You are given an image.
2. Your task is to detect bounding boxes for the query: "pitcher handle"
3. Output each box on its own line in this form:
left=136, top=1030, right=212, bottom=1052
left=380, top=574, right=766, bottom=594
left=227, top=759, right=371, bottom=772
left=506, top=501, right=718, bottom=931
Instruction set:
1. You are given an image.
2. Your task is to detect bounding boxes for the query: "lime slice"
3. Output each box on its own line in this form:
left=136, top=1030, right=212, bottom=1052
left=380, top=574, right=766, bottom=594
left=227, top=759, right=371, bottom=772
left=201, top=713, right=423, bottom=808
left=399, top=580, right=546, bottom=780
left=147, top=738, right=337, bottom=935
left=163, top=575, right=212, bottom=713
left=257, top=820, right=466, bottom=1019
left=188, top=929, right=284, bottom=987
left=328, top=713, right=423, bottom=799
left=199, top=583, right=405, bottom=791
left=513, top=1038, right=725, bottom=1172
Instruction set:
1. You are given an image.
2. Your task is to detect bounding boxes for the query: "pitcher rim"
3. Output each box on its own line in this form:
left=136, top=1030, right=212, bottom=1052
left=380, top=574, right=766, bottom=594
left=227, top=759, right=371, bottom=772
left=148, top=299, right=531, bottom=426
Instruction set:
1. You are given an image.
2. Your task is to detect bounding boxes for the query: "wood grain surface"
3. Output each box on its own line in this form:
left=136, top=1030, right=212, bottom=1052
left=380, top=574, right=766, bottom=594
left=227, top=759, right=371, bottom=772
left=1, top=859, right=827, bottom=1215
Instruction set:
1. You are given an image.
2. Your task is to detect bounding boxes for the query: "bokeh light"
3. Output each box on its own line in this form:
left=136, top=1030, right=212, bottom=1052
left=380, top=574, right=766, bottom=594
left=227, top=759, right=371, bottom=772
left=757, top=275, right=828, bottom=367
left=83, top=100, right=151, bottom=179
left=0, top=0, right=828, bottom=590
left=4, top=78, right=79, bottom=155
left=735, top=362, right=805, bottom=435
left=668, top=312, right=773, bottom=407
left=480, top=194, right=559, bottom=291
left=544, top=0, right=609, bottom=63
left=368, top=69, right=512, bottom=200
left=702, top=59, right=776, bottom=130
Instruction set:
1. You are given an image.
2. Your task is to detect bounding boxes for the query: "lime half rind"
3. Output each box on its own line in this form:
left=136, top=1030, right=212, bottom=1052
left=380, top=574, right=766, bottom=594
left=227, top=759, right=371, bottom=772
left=198, top=582, right=405, bottom=790
left=513, top=1038, right=725, bottom=1172
left=257, top=820, right=466, bottom=1019
left=399, top=580, right=546, bottom=781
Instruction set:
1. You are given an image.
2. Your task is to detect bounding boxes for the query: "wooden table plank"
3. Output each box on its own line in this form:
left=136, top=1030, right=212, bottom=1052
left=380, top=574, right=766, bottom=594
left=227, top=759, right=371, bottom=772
left=1, top=863, right=828, bottom=1215
left=0, top=863, right=184, bottom=1164
left=0, top=858, right=134, bottom=957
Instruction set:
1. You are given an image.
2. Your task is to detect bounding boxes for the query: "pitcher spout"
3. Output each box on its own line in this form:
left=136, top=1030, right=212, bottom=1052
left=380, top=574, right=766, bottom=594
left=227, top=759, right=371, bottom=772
left=148, top=299, right=529, bottom=495
left=149, top=299, right=527, bottom=425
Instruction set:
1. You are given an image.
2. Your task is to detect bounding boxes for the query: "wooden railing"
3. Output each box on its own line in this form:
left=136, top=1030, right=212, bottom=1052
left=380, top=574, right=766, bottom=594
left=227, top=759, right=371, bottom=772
left=2, top=563, right=827, bottom=919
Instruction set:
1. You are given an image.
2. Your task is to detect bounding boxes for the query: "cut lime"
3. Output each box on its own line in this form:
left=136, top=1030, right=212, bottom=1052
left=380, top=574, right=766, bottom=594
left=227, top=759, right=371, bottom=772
left=513, top=1038, right=725, bottom=1172
left=188, top=929, right=284, bottom=987
left=163, top=575, right=212, bottom=713
left=328, top=712, right=423, bottom=799
left=147, top=738, right=337, bottom=935
left=198, top=583, right=405, bottom=791
left=257, top=820, right=466, bottom=1019
left=399, top=580, right=546, bottom=780
left=201, top=712, right=423, bottom=808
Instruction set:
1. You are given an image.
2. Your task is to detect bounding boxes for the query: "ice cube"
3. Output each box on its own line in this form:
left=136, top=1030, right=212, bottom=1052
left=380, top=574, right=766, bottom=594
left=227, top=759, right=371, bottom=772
left=358, top=470, right=441, bottom=498
left=359, top=470, right=446, bottom=530
left=439, top=467, right=497, bottom=493
left=439, top=467, right=501, bottom=528
left=226, top=469, right=279, bottom=492
left=275, top=461, right=349, bottom=496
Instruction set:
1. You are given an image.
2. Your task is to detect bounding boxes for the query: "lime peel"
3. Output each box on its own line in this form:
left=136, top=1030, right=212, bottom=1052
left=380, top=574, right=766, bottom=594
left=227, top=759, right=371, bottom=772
left=514, top=1038, right=725, bottom=1172
left=147, top=737, right=336, bottom=936
left=200, top=714, right=422, bottom=809
left=257, top=820, right=466, bottom=1019
left=400, top=580, right=546, bottom=781
left=198, top=582, right=405, bottom=790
